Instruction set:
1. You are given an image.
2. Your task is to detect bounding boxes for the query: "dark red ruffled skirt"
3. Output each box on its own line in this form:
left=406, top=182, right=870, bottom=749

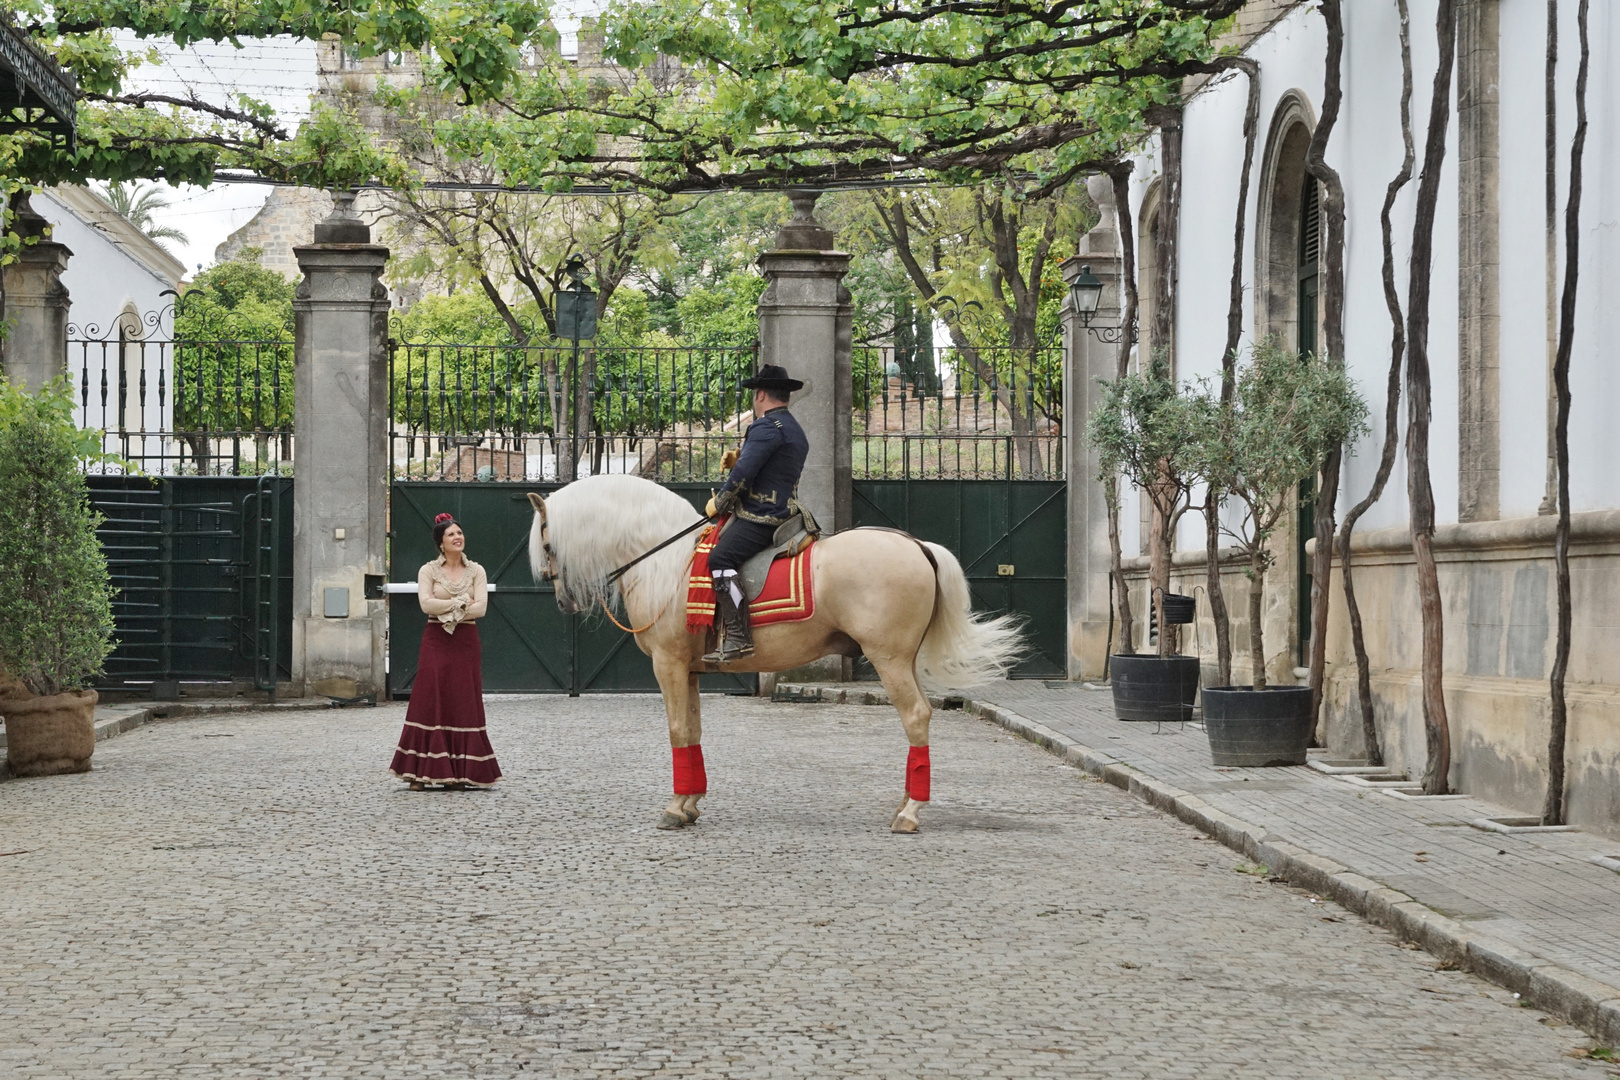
left=390, top=622, right=502, bottom=787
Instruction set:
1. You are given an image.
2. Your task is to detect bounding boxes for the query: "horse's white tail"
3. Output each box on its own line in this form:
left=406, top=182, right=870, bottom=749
left=914, top=541, right=1025, bottom=689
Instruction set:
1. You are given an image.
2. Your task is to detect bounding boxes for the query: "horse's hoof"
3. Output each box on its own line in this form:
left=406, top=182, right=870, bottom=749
left=890, top=815, right=920, bottom=835
left=657, top=812, right=688, bottom=830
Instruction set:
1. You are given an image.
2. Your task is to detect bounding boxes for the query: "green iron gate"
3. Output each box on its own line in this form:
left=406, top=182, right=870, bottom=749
left=852, top=479, right=1066, bottom=679
left=388, top=481, right=755, bottom=696
left=73, top=321, right=297, bottom=697
left=852, top=342, right=1066, bottom=679
left=89, top=475, right=293, bottom=697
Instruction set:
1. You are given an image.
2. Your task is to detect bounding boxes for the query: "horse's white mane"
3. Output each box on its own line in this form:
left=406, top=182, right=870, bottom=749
left=531, top=474, right=702, bottom=611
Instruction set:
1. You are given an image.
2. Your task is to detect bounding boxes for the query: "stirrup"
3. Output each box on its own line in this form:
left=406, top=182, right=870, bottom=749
left=703, top=639, right=754, bottom=663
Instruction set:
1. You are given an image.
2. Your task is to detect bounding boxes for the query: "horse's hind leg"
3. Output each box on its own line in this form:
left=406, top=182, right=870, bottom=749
left=868, top=654, right=932, bottom=834
left=657, top=658, right=705, bottom=830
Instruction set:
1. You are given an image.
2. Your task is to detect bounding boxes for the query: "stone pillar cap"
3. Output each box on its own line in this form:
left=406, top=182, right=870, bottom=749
left=772, top=189, right=837, bottom=251
left=313, top=188, right=371, bottom=244
left=8, top=191, right=51, bottom=240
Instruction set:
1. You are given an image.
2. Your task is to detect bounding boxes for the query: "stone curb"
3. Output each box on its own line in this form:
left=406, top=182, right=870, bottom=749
left=773, top=682, right=1620, bottom=1045
left=1, top=698, right=338, bottom=771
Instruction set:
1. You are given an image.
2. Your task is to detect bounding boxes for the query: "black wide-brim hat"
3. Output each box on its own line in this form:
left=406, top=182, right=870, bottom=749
left=740, top=364, right=804, bottom=393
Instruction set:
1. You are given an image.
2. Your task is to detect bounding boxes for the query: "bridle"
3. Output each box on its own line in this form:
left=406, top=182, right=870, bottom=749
left=538, top=507, right=711, bottom=619
left=538, top=518, right=559, bottom=582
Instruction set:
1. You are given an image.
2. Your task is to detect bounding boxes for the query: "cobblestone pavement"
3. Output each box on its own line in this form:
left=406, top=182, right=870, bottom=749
left=1, top=696, right=1614, bottom=1079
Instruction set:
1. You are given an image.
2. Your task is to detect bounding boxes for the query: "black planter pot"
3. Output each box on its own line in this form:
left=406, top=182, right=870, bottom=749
left=1110, top=654, right=1200, bottom=723
left=1201, top=686, right=1314, bottom=766
left=1160, top=592, right=1196, bottom=625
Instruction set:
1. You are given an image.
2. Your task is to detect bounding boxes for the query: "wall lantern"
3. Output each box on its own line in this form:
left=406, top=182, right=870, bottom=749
left=554, top=253, right=597, bottom=341
left=1067, top=263, right=1138, bottom=345
left=1067, top=265, right=1104, bottom=326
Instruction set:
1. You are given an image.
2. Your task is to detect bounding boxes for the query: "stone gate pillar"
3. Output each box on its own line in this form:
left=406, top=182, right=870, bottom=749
left=290, top=194, right=390, bottom=699
left=756, top=190, right=853, bottom=533
left=1062, top=175, right=1131, bottom=681
left=756, top=191, right=852, bottom=684
left=0, top=194, right=71, bottom=393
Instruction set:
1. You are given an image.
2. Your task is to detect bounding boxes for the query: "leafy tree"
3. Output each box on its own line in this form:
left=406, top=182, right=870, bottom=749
left=637, top=194, right=783, bottom=337
left=0, top=376, right=116, bottom=696
left=171, top=252, right=296, bottom=470
left=1088, top=360, right=1203, bottom=657
left=1189, top=342, right=1368, bottom=689
left=99, top=180, right=187, bottom=248
left=671, top=273, right=765, bottom=347
left=411, top=0, right=1244, bottom=193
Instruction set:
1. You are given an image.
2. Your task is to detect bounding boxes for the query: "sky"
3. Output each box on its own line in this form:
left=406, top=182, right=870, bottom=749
left=116, top=35, right=319, bottom=276
left=114, top=14, right=597, bottom=279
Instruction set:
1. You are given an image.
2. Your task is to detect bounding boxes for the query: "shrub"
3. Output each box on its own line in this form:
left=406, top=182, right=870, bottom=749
left=0, top=378, right=116, bottom=696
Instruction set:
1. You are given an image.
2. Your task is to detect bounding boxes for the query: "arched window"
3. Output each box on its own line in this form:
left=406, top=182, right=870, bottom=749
left=1297, top=174, right=1321, bottom=357
left=1254, top=91, right=1321, bottom=676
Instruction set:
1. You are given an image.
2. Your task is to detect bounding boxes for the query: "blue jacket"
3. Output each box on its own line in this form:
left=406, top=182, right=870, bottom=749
left=719, top=406, right=808, bottom=523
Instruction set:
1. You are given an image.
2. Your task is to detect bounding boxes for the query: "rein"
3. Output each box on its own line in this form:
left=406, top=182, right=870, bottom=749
left=599, top=548, right=700, bottom=635
left=604, top=516, right=712, bottom=584
left=599, top=598, right=660, bottom=635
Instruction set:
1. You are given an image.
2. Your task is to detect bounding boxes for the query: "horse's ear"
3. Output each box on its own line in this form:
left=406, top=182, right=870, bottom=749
left=527, top=492, right=546, bottom=516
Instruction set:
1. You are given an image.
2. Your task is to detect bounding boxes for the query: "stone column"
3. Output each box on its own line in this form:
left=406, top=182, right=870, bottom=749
left=756, top=191, right=852, bottom=684
left=1061, top=175, right=1130, bottom=681
left=756, top=191, right=853, bottom=534
left=1457, top=0, right=1501, bottom=522
left=0, top=194, right=71, bottom=392
left=290, top=194, right=391, bottom=699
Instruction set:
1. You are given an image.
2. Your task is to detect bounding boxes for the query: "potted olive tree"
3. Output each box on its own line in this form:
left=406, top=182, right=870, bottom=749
left=1089, top=361, right=1203, bottom=722
left=1192, top=342, right=1367, bottom=765
left=0, top=378, right=116, bottom=777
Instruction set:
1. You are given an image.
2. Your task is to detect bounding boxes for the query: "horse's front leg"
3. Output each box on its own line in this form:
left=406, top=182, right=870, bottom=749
left=657, top=658, right=705, bottom=830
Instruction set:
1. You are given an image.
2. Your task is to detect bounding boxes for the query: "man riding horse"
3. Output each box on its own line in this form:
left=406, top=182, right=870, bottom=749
left=701, top=364, right=809, bottom=663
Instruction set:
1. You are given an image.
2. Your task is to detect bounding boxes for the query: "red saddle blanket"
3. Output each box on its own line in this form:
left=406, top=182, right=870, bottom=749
left=687, top=518, right=816, bottom=631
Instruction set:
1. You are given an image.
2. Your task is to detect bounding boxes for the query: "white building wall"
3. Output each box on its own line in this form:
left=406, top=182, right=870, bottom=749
left=1497, top=0, right=1553, bottom=520
left=1141, top=0, right=1620, bottom=546
left=36, top=189, right=184, bottom=441
left=1092, top=0, right=1620, bottom=833
left=1567, top=1, right=1620, bottom=514
left=37, top=191, right=179, bottom=341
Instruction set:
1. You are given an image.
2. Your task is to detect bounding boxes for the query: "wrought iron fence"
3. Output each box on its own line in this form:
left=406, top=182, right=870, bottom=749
left=854, top=342, right=1063, bottom=480
left=388, top=338, right=760, bottom=482
left=387, top=337, right=1064, bottom=483
left=70, top=312, right=293, bottom=475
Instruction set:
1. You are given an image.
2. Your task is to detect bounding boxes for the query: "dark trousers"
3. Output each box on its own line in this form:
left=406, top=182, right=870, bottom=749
left=708, top=517, right=781, bottom=574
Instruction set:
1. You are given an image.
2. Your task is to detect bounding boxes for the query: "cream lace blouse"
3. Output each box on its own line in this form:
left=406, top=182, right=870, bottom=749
left=418, top=556, right=488, bottom=634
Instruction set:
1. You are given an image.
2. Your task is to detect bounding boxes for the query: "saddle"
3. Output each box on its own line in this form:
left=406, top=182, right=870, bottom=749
left=735, top=505, right=819, bottom=601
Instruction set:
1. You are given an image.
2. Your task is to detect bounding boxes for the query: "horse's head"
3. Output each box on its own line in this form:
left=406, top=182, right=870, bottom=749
left=527, top=491, right=582, bottom=614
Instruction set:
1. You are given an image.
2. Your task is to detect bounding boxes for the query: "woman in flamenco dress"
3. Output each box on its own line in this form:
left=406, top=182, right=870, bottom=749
left=389, top=513, right=502, bottom=790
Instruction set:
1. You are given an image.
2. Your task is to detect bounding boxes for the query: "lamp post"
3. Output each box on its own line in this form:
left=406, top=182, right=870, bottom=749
left=554, top=254, right=597, bottom=480
left=1067, top=264, right=1137, bottom=345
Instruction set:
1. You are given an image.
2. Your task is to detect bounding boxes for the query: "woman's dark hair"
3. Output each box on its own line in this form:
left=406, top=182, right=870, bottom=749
left=433, top=513, right=460, bottom=551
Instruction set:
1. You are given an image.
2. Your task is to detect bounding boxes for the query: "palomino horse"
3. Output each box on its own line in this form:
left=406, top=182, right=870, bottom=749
left=527, top=474, right=1022, bottom=833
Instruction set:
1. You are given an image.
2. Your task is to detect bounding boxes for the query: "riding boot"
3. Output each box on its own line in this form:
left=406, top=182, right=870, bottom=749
left=703, top=586, right=754, bottom=662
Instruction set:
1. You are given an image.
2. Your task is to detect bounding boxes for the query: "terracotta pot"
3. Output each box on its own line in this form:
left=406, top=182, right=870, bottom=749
left=4, top=689, right=97, bottom=777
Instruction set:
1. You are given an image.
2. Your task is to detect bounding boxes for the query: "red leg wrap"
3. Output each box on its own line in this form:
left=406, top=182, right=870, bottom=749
left=906, top=745, right=931, bottom=802
left=672, top=744, right=708, bottom=795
